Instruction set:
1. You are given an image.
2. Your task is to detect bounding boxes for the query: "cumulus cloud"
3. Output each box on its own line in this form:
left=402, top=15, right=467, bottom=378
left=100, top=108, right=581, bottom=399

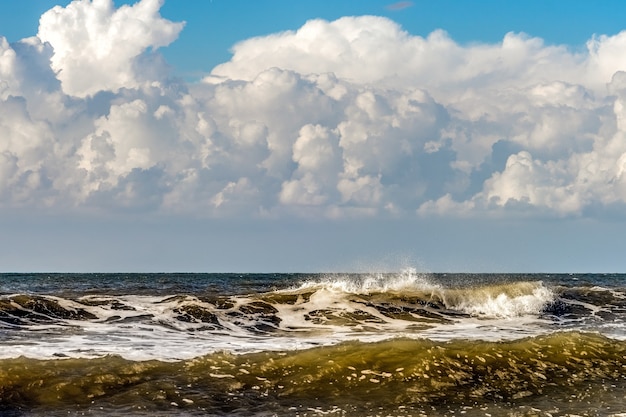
left=4, top=0, right=626, bottom=220
left=37, top=0, right=184, bottom=97
left=211, top=18, right=590, bottom=98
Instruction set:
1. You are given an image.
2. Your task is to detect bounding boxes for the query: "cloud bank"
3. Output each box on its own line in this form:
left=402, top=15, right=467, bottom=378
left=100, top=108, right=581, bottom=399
left=3, top=0, right=626, bottom=220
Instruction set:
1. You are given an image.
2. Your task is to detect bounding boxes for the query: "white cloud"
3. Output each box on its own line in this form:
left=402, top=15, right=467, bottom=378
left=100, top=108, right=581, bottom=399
left=5, top=2, right=626, bottom=220
left=37, top=0, right=184, bottom=97
left=211, top=18, right=591, bottom=99
left=279, top=124, right=341, bottom=207
left=480, top=151, right=582, bottom=214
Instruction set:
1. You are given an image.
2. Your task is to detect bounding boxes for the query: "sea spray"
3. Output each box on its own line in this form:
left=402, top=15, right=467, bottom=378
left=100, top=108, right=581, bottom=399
left=438, top=281, right=555, bottom=318
left=296, top=267, right=440, bottom=294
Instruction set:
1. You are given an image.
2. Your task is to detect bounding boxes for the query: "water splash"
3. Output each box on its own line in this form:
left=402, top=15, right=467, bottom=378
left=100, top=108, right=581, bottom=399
left=441, top=282, right=555, bottom=318
left=296, top=267, right=439, bottom=294
left=293, top=269, right=553, bottom=318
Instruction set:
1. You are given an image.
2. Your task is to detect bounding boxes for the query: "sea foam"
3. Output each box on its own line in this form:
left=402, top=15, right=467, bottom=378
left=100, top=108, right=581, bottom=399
left=440, top=282, right=555, bottom=318
left=296, top=267, right=440, bottom=294
left=293, top=269, right=554, bottom=319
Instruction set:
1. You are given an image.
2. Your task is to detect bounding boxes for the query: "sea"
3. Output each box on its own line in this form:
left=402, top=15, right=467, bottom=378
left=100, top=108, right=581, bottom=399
left=1, top=271, right=625, bottom=416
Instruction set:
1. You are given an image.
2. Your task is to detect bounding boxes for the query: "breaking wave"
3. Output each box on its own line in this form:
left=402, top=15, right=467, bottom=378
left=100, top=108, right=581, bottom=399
left=2, top=272, right=626, bottom=415
left=291, top=269, right=554, bottom=318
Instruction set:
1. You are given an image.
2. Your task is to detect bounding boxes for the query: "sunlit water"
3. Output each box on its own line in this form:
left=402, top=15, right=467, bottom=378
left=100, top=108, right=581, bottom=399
left=1, top=271, right=625, bottom=416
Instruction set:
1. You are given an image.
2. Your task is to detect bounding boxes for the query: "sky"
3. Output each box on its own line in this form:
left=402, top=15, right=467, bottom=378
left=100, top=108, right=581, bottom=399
left=2, top=1, right=626, bottom=273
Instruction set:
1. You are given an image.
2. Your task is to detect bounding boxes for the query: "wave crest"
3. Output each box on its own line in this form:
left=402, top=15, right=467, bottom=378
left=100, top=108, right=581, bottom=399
left=291, top=270, right=554, bottom=319
left=441, top=282, right=555, bottom=318
left=296, top=268, right=440, bottom=294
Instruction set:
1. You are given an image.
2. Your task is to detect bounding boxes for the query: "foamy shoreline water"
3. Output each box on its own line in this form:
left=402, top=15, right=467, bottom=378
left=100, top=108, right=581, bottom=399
left=1, top=272, right=626, bottom=416
left=0, top=273, right=592, bottom=361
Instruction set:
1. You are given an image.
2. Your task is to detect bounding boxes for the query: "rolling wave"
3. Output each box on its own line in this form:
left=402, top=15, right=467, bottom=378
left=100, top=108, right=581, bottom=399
left=1, top=332, right=625, bottom=416
left=0, top=278, right=554, bottom=331
left=290, top=273, right=554, bottom=318
left=1, top=273, right=625, bottom=361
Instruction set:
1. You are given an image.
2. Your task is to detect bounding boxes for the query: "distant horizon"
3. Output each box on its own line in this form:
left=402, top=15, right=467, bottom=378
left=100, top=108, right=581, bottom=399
left=2, top=271, right=621, bottom=276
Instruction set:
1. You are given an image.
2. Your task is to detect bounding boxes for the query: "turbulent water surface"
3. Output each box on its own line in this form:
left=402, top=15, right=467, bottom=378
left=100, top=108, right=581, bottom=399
left=1, top=272, right=626, bottom=416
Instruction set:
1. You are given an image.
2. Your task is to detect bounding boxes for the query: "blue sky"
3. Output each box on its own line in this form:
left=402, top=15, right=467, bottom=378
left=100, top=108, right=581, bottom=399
left=4, top=1, right=626, bottom=77
left=2, top=0, right=626, bottom=272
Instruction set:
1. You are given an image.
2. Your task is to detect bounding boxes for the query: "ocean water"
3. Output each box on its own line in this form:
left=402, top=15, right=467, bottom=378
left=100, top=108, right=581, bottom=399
left=1, top=271, right=625, bottom=416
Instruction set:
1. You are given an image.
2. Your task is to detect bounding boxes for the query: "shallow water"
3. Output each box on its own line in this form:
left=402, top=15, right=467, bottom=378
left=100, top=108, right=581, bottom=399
left=1, top=272, right=625, bottom=416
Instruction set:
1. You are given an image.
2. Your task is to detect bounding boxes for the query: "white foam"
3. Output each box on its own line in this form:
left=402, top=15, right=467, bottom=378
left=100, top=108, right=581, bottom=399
left=1, top=310, right=560, bottom=361
left=296, top=268, right=440, bottom=294
left=293, top=272, right=555, bottom=319
left=0, top=280, right=612, bottom=361
left=448, top=284, right=555, bottom=318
